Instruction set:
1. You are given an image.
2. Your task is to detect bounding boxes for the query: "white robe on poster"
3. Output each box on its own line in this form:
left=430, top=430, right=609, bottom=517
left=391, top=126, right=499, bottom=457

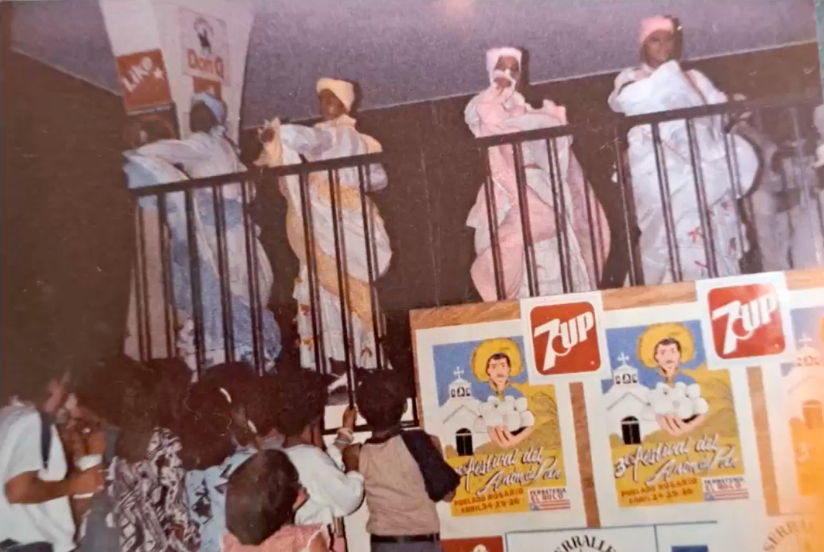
left=277, top=115, right=391, bottom=370
left=609, top=61, right=760, bottom=284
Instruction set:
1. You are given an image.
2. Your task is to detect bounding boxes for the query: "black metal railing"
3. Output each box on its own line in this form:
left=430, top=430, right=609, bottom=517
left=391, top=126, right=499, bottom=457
left=126, top=152, right=402, bottom=427
left=473, top=90, right=824, bottom=300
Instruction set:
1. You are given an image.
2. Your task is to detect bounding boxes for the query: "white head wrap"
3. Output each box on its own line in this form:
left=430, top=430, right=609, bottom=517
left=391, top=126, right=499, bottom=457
left=639, top=16, right=675, bottom=45
left=191, top=92, right=226, bottom=125
left=486, top=47, right=522, bottom=75
left=316, top=77, right=356, bottom=112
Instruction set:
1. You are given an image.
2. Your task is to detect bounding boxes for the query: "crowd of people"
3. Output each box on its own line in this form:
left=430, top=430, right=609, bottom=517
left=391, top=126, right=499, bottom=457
left=3, top=12, right=824, bottom=552
left=0, top=359, right=459, bottom=552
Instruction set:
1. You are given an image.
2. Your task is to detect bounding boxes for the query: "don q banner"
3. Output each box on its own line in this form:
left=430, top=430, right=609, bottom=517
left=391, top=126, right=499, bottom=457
left=100, top=0, right=253, bottom=142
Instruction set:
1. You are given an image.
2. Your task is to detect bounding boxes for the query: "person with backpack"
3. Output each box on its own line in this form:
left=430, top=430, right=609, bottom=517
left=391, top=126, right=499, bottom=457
left=0, top=368, right=103, bottom=552
left=343, top=371, right=460, bottom=552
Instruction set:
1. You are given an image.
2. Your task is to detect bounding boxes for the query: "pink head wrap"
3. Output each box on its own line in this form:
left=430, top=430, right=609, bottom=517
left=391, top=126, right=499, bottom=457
left=486, top=47, right=522, bottom=75
left=639, top=16, right=675, bottom=45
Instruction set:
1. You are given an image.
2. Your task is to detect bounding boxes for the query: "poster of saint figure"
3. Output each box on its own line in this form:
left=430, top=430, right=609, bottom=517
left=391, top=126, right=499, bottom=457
left=415, top=320, right=585, bottom=538
left=760, top=286, right=824, bottom=512
left=782, top=305, right=824, bottom=499
left=602, top=319, right=747, bottom=507
left=584, top=302, right=765, bottom=526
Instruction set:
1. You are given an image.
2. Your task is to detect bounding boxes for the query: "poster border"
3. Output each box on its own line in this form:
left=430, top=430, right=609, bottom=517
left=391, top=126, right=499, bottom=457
left=414, top=320, right=588, bottom=538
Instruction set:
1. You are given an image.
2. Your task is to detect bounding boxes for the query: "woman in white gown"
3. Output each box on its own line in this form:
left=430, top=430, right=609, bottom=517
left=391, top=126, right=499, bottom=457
left=608, top=16, right=760, bottom=284
left=465, top=48, right=610, bottom=301
left=125, top=93, right=281, bottom=375
left=255, top=78, right=391, bottom=379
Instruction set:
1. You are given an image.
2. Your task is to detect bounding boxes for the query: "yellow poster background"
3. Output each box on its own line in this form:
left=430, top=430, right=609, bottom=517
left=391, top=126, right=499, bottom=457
left=610, top=367, right=746, bottom=507
left=445, top=382, right=568, bottom=516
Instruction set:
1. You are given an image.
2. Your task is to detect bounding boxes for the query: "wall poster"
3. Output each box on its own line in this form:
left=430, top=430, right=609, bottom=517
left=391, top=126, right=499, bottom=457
left=506, top=521, right=723, bottom=552
left=762, top=288, right=824, bottom=511
left=179, top=7, right=230, bottom=85
left=415, top=319, right=586, bottom=538
left=584, top=301, right=765, bottom=525
left=115, top=49, right=173, bottom=112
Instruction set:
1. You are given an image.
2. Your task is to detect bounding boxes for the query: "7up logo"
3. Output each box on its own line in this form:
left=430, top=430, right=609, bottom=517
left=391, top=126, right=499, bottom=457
left=707, top=283, right=787, bottom=360
left=529, top=301, right=601, bottom=376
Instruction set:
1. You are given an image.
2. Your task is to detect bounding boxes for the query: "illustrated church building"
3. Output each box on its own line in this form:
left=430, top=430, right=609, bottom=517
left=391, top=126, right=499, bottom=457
left=783, top=336, right=824, bottom=430
left=439, top=368, right=490, bottom=456
left=603, top=354, right=659, bottom=446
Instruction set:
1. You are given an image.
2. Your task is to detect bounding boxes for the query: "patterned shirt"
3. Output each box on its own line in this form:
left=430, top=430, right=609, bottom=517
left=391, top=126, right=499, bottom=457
left=185, top=448, right=256, bottom=552
left=107, top=429, right=200, bottom=552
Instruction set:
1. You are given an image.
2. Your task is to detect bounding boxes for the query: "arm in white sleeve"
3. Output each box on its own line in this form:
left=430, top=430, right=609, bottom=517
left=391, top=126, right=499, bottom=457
left=359, top=133, right=388, bottom=190
left=309, top=448, right=364, bottom=517
left=279, top=124, right=335, bottom=158
left=135, top=139, right=206, bottom=175
left=688, top=70, right=728, bottom=105
left=365, top=162, right=388, bottom=191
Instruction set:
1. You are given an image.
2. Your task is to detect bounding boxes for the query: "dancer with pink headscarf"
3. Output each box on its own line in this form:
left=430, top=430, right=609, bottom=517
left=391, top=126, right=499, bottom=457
left=608, top=16, right=759, bottom=284
left=465, top=47, right=610, bottom=301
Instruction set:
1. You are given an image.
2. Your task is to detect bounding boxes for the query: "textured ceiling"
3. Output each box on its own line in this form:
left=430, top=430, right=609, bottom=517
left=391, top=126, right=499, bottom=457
left=10, top=0, right=818, bottom=125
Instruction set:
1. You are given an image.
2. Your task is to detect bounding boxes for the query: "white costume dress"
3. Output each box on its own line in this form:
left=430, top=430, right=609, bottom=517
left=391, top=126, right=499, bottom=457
left=465, top=88, right=609, bottom=300
left=276, top=115, right=391, bottom=371
left=609, top=61, right=760, bottom=284
left=125, top=128, right=281, bottom=373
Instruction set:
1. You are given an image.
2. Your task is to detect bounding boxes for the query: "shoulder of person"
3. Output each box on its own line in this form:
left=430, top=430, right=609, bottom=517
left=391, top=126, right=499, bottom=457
left=0, top=403, right=41, bottom=436
left=614, top=66, right=643, bottom=86
left=286, top=444, right=332, bottom=464
left=360, top=133, right=383, bottom=154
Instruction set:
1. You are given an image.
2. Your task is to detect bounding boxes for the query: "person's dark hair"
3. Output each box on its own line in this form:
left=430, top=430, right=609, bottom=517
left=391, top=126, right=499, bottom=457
left=654, top=337, right=682, bottom=356
left=356, top=370, right=407, bottom=431
left=226, top=450, right=301, bottom=545
left=245, top=373, right=280, bottom=437
left=271, top=370, right=327, bottom=437
left=178, top=362, right=256, bottom=468
left=190, top=101, right=218, bottom=134
left=114, top=362, right=168, bottom=463
left=669, top=15, right=684, bottom=59
left=72, top=356, right=143, bottom=427
left=2, top=363, right=65, bottom=405
left=486, top=353, right=511, bottom=370
left=144, top=357, right=191, bottom=432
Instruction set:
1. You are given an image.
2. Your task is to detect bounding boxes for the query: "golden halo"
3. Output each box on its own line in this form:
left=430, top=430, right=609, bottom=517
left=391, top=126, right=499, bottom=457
left=637, top=323, right=696, bottom=368
left=471, top=338, right=523, bottom=382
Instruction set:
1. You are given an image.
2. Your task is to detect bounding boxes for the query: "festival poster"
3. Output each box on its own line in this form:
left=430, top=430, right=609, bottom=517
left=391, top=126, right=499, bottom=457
left=584, top=302, right=765, bottom=525
left=762, top=289, right=824, bottom=510
left=506, top=522, right=723, bottom=552
left=415, top=320, right=586, bottom=538
left=695, top=272, right=795, bottom=370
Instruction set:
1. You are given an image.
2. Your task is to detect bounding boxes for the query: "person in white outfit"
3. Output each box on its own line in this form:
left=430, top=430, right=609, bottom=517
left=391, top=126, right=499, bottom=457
left=464, top=47, right=610, bottom=300
left=0, top=370, right=103, bottom=552
left=125, top=93, right=282, bottom=375
left=608, top=16, right=760, bottom=284
left=255, top=78, right=391, bottom=385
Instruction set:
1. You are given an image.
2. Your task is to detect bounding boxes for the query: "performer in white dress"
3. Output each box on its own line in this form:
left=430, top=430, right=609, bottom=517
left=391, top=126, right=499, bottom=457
left=608, top=16, right=760, bottom=284
left=125, top=93, right=281, bottom=375
left=255, top=79, right=391, bottom=379
left=465, top=47, right=610, bottom=301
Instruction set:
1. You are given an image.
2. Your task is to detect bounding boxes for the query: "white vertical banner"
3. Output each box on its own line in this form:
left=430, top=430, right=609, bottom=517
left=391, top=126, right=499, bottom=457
left=99, top=0, right=253, bottom=142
